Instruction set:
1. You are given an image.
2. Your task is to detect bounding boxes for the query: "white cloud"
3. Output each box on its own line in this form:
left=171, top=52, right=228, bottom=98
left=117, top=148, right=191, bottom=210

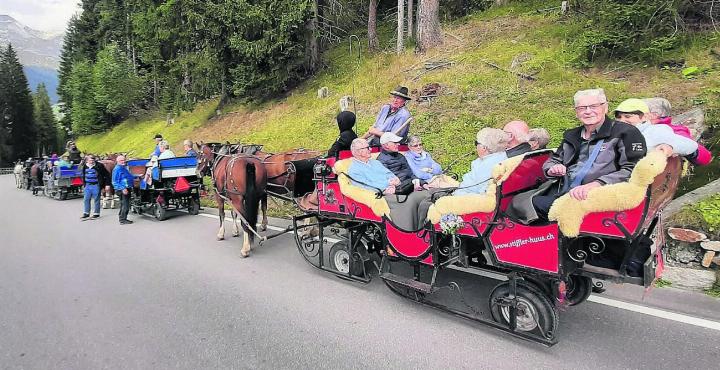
left=0, top=0, right=81, bottom=33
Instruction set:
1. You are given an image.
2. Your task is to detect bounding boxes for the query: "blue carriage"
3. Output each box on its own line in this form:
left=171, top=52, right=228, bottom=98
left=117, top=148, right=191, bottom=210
left=43, top=164, right=83, bottom=200
left=127, top=156, right=202, bottom=220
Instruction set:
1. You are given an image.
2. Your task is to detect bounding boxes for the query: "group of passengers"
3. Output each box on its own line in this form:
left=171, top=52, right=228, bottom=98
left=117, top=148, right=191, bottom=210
left=323, top=87, right=711, bottom=257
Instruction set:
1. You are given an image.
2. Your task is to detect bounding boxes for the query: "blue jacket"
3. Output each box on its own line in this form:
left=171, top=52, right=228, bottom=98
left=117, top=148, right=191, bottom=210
left=454, top=151, right=508, bottom=195
left=152, top=145, right=161, bottom=157
left=112, top=164, right=134, bottom=191
left=404, top=151, right=442, bottom=180
left=377, top=150, right=417, bottom=184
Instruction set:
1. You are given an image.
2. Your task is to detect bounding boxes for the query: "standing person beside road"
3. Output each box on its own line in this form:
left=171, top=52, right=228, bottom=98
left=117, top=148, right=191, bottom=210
left=80, top=155, right=111, bottom=219
left=112, top=155, right=134, bottom=225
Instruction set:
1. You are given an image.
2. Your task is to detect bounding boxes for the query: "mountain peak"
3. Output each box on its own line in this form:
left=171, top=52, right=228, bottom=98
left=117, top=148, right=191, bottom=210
left=0, top=14, right=63, bottom=69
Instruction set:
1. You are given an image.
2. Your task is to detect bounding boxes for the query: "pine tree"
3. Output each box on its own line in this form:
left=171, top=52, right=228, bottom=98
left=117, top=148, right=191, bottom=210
left=0, top=44, right=37, bottom=160
left=33, top=83, right=59, bottom=155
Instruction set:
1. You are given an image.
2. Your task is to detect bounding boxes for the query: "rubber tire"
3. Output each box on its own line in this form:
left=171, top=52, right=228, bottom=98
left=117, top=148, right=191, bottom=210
left=188, top=197, right=200, bottom=215
left=489, top=281, right=558, bottom=337
left=154, top=204, right=166, bottom=221
left=60, top=191, right=68, bottom=200
left=329, top=240, right=363, bottom=276
left=565, top=275, right=593, bottom=306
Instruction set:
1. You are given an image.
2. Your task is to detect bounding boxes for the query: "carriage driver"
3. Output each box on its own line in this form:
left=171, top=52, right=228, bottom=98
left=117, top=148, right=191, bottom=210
left=362, top=86, right=413, bottom=146
left=152, top=134, right=163, bottom=157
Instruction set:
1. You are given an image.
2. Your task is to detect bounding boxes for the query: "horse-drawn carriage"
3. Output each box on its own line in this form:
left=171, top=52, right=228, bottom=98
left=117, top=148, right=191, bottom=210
left=42, top=164, right=84, bottom=200
left=288, top=147, right=678, bottom=346
left=127, top=156, right=202, bottom=221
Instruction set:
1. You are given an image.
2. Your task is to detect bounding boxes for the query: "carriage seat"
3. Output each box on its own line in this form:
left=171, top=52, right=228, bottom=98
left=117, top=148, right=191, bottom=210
left=548, top=151, right=669, bottom=237
left=332, top=158, right=391, bottom=218
left=425, top=154, right=527, bottom=224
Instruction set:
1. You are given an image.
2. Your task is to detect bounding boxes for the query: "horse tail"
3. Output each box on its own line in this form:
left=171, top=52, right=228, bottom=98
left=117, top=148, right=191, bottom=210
left=243, top=161, right=259, bottom=242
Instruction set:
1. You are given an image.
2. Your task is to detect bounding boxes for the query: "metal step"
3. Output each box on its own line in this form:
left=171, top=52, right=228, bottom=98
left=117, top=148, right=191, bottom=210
left=380, top=272, right=433, bottom=294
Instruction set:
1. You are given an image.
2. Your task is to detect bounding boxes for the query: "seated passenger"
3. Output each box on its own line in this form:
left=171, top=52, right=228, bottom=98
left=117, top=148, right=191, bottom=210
left=183, top=139, right=197, bottom=157
left=454, top=128, right=510, bottom=195
left=508, top=88, right=646, bottom=223
left=347, top=138, right=399, bottom=195
left=327, top=111, right=358, bottom=158
left=158, top=140, right=176, bottom=159
left=404, top=135, right=442, bottom=181
left=503, top=120, right=531, bottom=157
left=643, top=97, right=712, bottom=166
left=528, top=128, right=550, bottom=150
left=57, top=154, right=73, bottom=169
left=377, top=132, right=424, bottom=194
left=144, top=156, right=159, bottom=186
left=614, top=98, right=699, bottom=158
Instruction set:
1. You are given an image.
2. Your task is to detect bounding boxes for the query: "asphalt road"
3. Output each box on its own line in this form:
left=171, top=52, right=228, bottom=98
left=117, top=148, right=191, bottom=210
left=1, top=174, right=719, bottom=370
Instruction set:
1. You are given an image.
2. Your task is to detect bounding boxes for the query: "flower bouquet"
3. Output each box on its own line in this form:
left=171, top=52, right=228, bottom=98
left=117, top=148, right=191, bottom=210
left=439, top=213, right=465, bottom=235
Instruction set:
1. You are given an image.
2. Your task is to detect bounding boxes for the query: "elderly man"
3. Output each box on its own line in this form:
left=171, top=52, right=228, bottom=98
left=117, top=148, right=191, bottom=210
left=347, top=138, right=399, bottom=195
left=363, top=86, right=413, bottom=146
left=510, top=88, right=646, bottom=223
left=80, top=155, right=111, bottom=219
left=112, top=155, right=134, bottom=225
left=377, top=132, right=424, bottom=194
left=183, top=139, right=197, bottom=157
left=503, top=120, right=531, bottom=157
left=158, top=140, right=176, bottom=159
left=152, top=134, right=163, bottom=157
left=528, top=128, right=550, bottom=150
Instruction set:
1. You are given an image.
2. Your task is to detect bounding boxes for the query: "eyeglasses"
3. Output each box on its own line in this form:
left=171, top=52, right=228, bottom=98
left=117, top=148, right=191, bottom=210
left=409, top=143, right=422, bottom=147
left=574, top=102, right=606, bottom=112
left=357, top=146, right=370, bottom=150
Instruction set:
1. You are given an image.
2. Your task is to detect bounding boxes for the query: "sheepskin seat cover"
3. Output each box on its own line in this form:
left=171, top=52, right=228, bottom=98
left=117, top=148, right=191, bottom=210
left=333, top=158, right=391, bottom=218
left=548, top=150, right=667, bottom=237
left=426, top=155, right=524, bottom=223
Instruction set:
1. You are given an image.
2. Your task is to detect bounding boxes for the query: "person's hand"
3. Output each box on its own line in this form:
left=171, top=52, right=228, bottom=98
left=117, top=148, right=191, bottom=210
left=383, top=185, right=396, bottom=195
left=389, top=177, right=400, bottom=186
left=569, top=181, right=601, bottom=200
left=547, top=164, right=566, bottom=177
left=422, top=184, right=431, bottom=190
left=656, top=144, right=674, bottom=157
left=412, top=179, right=422, bottom=191
left=122, top=188, right=129, bottom=195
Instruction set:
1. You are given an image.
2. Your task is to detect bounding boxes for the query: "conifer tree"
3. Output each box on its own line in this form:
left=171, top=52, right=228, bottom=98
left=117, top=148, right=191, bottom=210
left=0, top=44, right=37, bottom=160
left=33, top=83, right=59, bottom=155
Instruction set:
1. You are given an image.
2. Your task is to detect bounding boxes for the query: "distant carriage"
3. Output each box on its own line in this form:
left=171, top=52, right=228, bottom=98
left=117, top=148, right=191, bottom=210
left=127, top=156, right=202, bottom=221
left=42, top=164, right=84, bottom=200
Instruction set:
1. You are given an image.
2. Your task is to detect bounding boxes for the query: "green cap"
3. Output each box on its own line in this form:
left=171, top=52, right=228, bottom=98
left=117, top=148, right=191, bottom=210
left=615, top=98, right=649, bottom=114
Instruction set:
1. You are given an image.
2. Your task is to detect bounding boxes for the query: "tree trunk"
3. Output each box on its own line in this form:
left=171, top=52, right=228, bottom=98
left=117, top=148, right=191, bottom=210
left=306, top=0, right=320, bottom=73
left=368, top=0, right=379, bottom=52
left=408, top=0, right=414, bottom=40
left=397, top=0, right=404, bottom=54
left=417, top=0, right=443, bottom=52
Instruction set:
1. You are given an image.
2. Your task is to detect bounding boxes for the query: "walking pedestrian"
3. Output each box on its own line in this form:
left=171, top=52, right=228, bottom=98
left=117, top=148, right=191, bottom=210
left=112, top=155, right=134, bottom=225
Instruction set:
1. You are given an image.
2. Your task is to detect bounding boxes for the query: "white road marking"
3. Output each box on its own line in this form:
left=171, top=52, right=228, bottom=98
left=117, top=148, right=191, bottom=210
left=587, top=295, right=720, bottom=331
left=198, top=211, right=720, bottom=330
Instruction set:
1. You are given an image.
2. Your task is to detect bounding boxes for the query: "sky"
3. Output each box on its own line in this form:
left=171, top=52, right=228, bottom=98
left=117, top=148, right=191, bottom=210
left=0, top=0, right=81, bottom=33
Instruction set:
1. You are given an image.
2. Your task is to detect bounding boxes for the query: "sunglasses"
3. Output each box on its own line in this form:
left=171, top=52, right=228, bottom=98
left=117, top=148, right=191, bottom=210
left=409, top=143, right=422, bottom=147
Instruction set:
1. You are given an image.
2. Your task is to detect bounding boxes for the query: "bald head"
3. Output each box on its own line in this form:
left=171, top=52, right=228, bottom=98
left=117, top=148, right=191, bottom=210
left=503, top=120, right=530, bottom=148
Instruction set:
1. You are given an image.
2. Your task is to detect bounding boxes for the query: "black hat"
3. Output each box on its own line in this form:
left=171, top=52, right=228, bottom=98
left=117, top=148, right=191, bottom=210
left=390, top=86, right=412, bottom=100
left=154, top=134, right=163, bottom=139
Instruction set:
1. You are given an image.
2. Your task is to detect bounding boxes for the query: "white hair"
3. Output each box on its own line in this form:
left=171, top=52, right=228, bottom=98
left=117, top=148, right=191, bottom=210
left=407, top=135, right=422, bottom=146
left=643, top=97, right=672, bottom=117
left=159, top=140, right=170, bottom=149
left=574, top=88, right=607, bottom=106
left=350, top=138, right=368, bottom=156
left=476, top=128, right=510, bottom=154
left=183, top=139, right=192, bottom=147
left=528, top=128, right=550, bottom=148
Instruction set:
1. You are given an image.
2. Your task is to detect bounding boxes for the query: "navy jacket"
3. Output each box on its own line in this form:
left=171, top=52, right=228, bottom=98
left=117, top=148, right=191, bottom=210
left=377, top=150, right=418, bottom=184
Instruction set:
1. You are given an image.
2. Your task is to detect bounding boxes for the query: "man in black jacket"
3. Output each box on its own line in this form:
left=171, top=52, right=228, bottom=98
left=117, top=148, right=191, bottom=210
left=377, top=132, right=424, bottom=195
left=80, top=155, right=111, bottom=219
left=327, top=111, right=357, bottom=158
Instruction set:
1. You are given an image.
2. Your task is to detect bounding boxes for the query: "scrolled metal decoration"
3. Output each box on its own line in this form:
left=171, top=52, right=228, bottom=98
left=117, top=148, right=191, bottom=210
left=495, top=218, right=516, bottom=231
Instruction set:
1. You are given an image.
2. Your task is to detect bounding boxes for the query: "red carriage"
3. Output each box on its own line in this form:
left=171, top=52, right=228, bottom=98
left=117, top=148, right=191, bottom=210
left=290, top=147, right=680, bottom=346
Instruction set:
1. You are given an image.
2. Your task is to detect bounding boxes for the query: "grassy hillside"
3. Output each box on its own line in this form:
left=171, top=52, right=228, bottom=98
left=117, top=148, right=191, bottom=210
left=78, top=2, right=720, bottom=177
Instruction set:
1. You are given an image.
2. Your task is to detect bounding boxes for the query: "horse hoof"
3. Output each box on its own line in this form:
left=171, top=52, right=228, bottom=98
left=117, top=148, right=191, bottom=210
left=217, top=237, right=224, bottom=241
left=232, top=233, right=240, bottom=238
left=240, top=251, right=250, bottom=258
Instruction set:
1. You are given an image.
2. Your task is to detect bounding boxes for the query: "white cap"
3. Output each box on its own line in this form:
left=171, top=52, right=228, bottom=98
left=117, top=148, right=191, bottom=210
left=380, top=132, right=403, bottom=145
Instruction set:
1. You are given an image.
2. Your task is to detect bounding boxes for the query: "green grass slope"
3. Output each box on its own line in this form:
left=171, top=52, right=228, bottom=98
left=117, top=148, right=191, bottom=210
left=78, top=3, right=720, bottom=176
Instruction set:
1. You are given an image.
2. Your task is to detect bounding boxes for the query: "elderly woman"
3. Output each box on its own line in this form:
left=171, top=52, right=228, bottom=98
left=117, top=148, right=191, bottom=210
left=404, top=136, right=442, bottom=180
left=528, top=128, right=550, bottom=150
left=454, top=128, right=510, bottom=195
left=158, top=140, right=175, bottom=159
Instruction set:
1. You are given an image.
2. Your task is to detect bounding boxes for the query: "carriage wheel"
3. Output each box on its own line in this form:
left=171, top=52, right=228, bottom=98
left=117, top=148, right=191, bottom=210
left=60, top=191, right=68, bottom=200
left=565, top=275, right=593, bottom=306
left=489, top=281, right=558, bottom=337
left=188, top=197, right=200, bottom=215
left=329, top=240, right=363, bottom=276
left=154, top=204, right=167, bottom=221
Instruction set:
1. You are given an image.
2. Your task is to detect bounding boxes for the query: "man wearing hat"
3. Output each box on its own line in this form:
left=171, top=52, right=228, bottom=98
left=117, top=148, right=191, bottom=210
left=152, top=134, right=163, bottom=157
left=377, top=132, right=424, bottom=194
left=363, top=86, right=413, bottom=146
left=614, top=98, right=702, bottom=159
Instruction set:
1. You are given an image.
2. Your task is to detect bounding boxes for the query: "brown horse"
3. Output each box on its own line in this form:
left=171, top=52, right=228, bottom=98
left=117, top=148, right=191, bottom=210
left=98, top=153, right=119, bottom=208
left=197, top=144, right=268, bottom=257
left=30, top=162, right=44, bottom=195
